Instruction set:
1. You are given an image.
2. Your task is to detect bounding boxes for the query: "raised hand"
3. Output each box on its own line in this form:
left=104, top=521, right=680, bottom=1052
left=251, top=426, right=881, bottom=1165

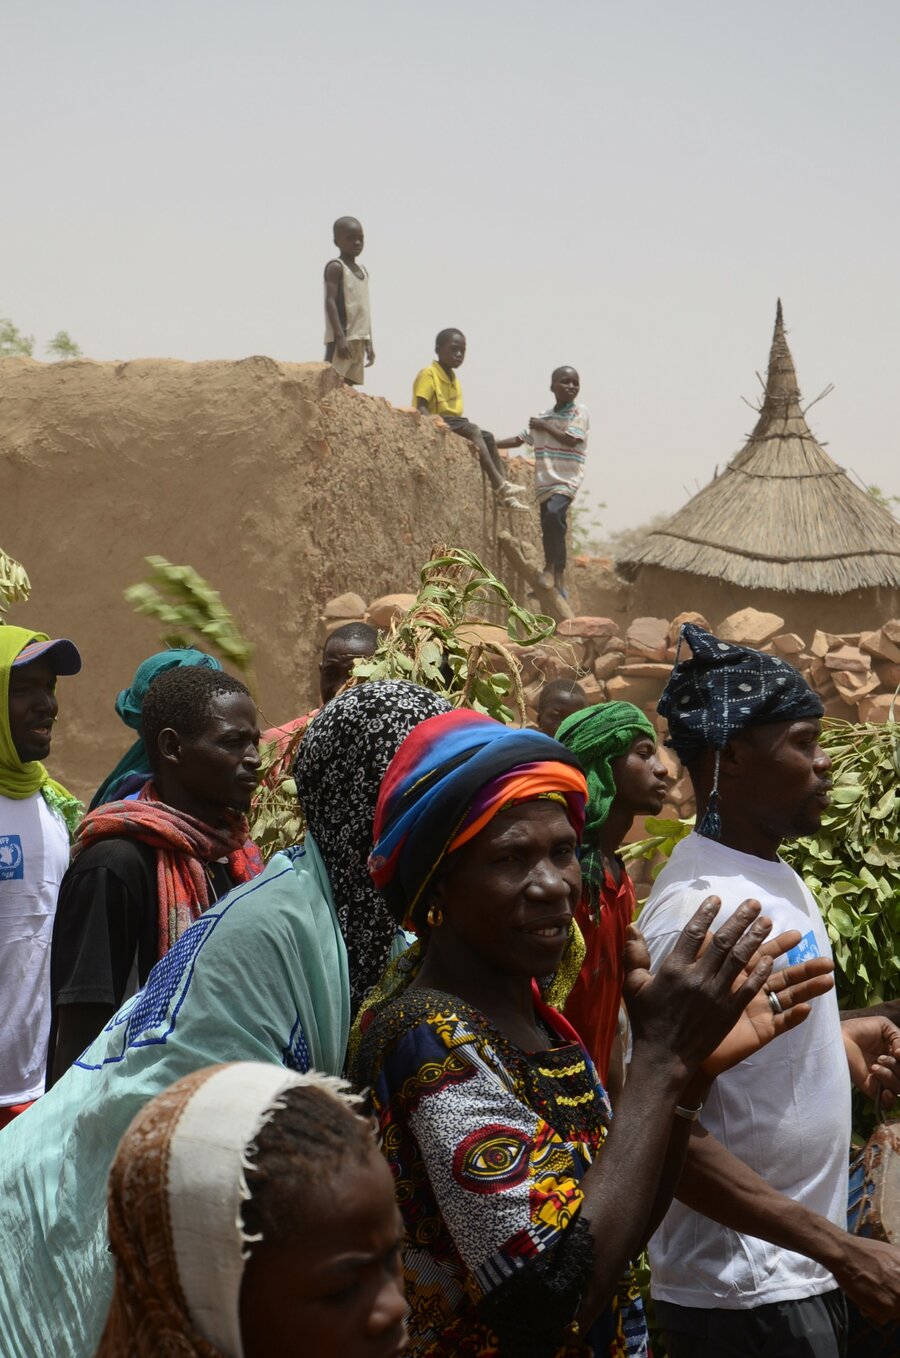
left=702, top=932, right=835, bottom=1076
left=624, top=897, right=776, bottom=1081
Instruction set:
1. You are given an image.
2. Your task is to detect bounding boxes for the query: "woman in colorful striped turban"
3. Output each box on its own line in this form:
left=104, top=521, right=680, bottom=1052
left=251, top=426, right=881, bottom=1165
left=353, top=709, right=818, bottom=1358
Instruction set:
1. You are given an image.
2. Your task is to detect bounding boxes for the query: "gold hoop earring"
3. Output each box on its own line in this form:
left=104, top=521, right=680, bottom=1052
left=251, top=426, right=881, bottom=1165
left=427, top=904, right=444, bottom=929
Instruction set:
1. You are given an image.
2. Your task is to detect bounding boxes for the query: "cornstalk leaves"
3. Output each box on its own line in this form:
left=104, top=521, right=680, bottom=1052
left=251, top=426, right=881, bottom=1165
left=0, top=547, right=31, bottom=618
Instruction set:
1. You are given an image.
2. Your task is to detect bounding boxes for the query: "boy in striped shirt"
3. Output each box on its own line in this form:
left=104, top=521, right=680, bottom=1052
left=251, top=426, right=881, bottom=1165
left=498, top=366, right=589, bottom=596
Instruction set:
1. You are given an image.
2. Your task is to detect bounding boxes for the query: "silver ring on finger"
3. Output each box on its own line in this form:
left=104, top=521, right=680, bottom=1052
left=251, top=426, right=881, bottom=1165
left=765, top=986, right=784, bottom=1016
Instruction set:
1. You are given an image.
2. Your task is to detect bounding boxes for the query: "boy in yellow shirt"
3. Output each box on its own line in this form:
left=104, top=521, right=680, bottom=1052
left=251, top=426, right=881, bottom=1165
left=413, top=329, right=526, bottom=511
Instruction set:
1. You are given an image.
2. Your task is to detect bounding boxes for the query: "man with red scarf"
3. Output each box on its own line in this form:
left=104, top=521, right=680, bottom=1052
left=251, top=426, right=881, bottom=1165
left=48, top=666, right=263, bottom=1083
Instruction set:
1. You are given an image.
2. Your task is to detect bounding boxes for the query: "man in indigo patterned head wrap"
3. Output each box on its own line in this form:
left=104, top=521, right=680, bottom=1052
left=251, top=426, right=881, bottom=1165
left=659, top=622, right=824, bottom=838
left=639, top=623, right=900, bottom=1357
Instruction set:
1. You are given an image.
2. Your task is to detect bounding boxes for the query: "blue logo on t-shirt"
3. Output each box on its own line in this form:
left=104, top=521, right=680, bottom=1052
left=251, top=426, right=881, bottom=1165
left=786, top=929, right=820, bottom=966
left=0, top=834, right=24, bottom=880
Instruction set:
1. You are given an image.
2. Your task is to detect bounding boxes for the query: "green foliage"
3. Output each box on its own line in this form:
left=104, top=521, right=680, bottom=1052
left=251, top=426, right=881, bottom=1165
left=46, top=330, right=82, bottom=360
left=353, top=545, right=555, bottom=724
left=782, top=717, right=900, bottom=1010
left=0, top=316, right=34, bottom=358
left=0, top=547, right=31, bottom=619
left=250, top=732, right=307, bottom=864
left=124, top=556, right=256, bottom=691
left=622, top=814, right=694, bottom=880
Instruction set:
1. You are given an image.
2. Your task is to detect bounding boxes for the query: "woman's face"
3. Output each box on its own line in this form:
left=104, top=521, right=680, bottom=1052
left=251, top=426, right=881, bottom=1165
left=431, top=799, right=582, bottom=977
left=240, top=1151, right=408, bottom=1358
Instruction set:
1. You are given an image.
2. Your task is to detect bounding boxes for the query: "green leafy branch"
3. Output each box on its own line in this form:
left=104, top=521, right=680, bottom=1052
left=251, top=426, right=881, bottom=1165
left=124, top=556, right=256, bottom=693
left=250, top=727, right=308, bottom=863
left=783, top=716, right=900, bottom=1010
left=352, top=544, right=555, bottom=724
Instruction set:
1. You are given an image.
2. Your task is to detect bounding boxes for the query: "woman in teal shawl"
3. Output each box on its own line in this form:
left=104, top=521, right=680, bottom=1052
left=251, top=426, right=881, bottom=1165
left=89, top=648, right=222, bottom=809
left=0, top=680, right=449, bottom=1358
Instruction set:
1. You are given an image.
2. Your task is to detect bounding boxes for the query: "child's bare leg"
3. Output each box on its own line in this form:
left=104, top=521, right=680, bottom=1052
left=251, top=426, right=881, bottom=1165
left=452, top=420, right=505, bottom=491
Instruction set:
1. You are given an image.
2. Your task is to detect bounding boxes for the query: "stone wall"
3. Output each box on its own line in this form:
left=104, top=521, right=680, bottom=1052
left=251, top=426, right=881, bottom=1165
left=524, top=605, right=900, bottom=827
left=628, top=564, right=900, bottom=641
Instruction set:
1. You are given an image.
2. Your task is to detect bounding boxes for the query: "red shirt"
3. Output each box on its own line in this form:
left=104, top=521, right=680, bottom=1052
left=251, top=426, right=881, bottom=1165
left=563, top=863, right=637, bottom=1085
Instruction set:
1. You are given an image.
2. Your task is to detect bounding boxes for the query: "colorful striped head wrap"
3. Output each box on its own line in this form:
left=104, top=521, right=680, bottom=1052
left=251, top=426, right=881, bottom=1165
left=556, top=701, right=657, bottom=890
left=659, top=622, right=824, bottom=838
left=368, top=709, right=588, bottom=931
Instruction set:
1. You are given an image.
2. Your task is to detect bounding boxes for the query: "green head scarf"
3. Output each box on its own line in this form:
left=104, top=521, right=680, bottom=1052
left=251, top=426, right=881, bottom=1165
left=556, top=700, right=656, bottom=889
left=0, top=625, right=81, bottom=829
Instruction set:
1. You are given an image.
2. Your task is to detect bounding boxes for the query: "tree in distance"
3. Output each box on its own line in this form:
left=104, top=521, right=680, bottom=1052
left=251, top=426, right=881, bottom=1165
left=0, top=317, right=34, bottom=358
left=46, top=330, right=82, bottom=360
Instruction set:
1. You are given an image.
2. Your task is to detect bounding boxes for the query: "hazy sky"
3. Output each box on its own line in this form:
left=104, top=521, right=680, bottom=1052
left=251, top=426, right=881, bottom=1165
left=4, top=0, right=899, bottom=531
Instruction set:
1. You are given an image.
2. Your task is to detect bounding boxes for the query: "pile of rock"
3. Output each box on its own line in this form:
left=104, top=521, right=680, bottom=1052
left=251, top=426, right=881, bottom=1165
left=803, top=626, right=900, bottom=725
left=320, top=591, right=416, bottom=640
left=552, top=607, right=900, bottom=726
left=321, top=589, right=899, bottom=809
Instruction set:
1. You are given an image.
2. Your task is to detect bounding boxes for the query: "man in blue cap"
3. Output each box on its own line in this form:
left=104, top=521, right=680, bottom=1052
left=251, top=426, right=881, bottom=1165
left=640, top=624, right=900, bottom=1356
left=0, top=626, right=82, bottom=1124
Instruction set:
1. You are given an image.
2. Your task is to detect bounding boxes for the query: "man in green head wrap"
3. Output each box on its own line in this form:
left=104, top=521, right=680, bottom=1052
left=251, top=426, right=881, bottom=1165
left=0, top=625, right=82, bottom=1124
left=556, top=700, right=668, bottom=1095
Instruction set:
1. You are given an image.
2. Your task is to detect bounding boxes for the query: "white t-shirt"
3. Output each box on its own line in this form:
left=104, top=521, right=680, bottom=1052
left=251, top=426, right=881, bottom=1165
left=639, top=833, right=851, bottom=1310
left=0, top=791, right=70, bottom=1103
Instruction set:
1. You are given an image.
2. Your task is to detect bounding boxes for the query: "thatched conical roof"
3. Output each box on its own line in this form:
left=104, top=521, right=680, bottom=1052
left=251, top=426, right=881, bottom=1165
left=618, top=302, right=900, bottom=594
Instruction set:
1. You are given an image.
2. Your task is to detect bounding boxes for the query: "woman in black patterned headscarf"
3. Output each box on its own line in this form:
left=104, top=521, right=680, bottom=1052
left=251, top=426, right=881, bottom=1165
left=295, top=680, right=451, bottom=1015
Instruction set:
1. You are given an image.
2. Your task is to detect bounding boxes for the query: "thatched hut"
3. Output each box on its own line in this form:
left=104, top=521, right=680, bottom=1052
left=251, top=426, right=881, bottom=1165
left=618, top=302, right=900, bottom=634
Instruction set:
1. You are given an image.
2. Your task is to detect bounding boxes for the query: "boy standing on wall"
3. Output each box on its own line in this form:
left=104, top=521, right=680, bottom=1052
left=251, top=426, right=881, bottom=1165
left=324, top=217, right=374, bottom=386
left=413, top=328, right=528, bottom=511
left=498, top=366, right=589, bottom=595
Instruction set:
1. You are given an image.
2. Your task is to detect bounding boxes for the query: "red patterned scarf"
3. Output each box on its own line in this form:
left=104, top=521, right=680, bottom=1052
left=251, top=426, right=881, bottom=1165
left=74, top=781, right=263, bottom=957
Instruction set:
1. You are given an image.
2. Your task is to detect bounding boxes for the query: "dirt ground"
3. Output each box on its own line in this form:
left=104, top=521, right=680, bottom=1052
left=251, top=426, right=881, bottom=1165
left=1, top=356, right=543, bottom=800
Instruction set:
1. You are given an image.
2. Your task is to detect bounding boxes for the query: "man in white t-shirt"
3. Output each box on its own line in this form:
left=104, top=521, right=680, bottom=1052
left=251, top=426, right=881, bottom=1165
left=640, top=623, right=900, bottom=1357
left=0, top=627, right=82, bottom=1126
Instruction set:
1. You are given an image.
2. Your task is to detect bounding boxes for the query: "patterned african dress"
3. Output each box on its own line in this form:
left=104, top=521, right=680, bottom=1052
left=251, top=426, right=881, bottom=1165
left=353, top=987, right=648, bottom=1358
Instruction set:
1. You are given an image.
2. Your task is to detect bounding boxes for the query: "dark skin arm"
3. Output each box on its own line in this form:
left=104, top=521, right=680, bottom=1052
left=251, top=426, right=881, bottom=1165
left=844, top=998, right=900, bottom=1026
left=49, top=1003, right=115, bottom=1086
left=605, top=1017, right=626, bottom=1107
left=324, top=260, right=351, bottom=359
left=495, top=435, right=525, bottom=449
left=677, top=1125, right=900, bottom=1325
left=572, top=899, right=779, bottom=1329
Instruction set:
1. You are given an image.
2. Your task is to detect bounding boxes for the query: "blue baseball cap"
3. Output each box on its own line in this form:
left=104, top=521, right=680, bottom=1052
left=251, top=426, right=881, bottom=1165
left=12, top=637, right=82, bottom=675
